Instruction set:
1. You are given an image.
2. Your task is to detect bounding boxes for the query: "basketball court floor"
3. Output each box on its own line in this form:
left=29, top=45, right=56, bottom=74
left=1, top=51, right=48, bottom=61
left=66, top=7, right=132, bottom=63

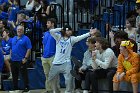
left=0, top=88, right=66, bottom=93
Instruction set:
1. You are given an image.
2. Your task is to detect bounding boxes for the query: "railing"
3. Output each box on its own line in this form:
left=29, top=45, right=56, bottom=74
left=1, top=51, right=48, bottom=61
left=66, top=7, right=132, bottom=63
left=95, top=0, right=135, bottom=34
left=18, top=0, right=136, bottom=59
left=50, top=3, right=64, bottom=27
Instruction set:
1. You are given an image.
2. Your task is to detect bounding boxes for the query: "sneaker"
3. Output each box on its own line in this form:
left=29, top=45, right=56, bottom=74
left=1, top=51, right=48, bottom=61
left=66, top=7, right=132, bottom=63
left=22, top=88, right=30, bottom=93
left=70, top=70, right=81, bottom=80
left=83, top=90, right=88, bottom=93
left=75, top=89, right=81, bottom=93
left=9, top=90, right=22, bottom=93
left=15, top=90, right=22, bottom=93
left=9, top=91, right=15, bottom=93
left=8, top=73, right=12, bottom=79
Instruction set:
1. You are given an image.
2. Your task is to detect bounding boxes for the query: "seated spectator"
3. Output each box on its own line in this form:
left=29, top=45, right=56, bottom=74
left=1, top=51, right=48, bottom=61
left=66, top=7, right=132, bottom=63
left=25, top=0, right=35, bottom=11
left=0, top=19, right=7, bottom=35
left=0, top=0, right=9, bottom=11
left=8, top=13, right=27, bottom=33
left=18, top=0, right=35, bottom=17
left=70, top=37, right=96, bottom=93
left=124, top=17, right=136, bottom=41
left=83, top=37, right=117, bottom=93
left=8, top=0, right=20, bottom=22
left=113, top=40, right=140, bottom=93
left=1, top=29, right=12, bottom=79
left=33, top=0, right=42, bottom=12
left=0, top=10, right=8, bottom=19
left=135, top=1, right=140, bottom=53
left=110, top=31, right=137, bottom=57
left=109, top=26, right=118, bottom=47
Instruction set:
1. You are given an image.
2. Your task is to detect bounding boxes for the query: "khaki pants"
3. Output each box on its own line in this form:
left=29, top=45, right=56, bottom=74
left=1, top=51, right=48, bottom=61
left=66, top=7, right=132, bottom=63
left=41, top=56, right=54, bottom=91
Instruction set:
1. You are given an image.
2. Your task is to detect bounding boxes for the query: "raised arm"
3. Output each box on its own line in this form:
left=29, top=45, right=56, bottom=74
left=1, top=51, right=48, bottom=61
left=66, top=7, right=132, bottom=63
left=71, top=28, right=95, bottom=45
left=109, top=31, right=116, bottom=47
left=71, top=33, right=90, bottom=45
left=49, top=28, right=61, bottom=41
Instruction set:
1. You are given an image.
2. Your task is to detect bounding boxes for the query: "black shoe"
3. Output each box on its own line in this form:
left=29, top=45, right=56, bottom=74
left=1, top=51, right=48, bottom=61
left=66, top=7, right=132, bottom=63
left=70, top=70, right=81, bottom=80
left=22, top=88, right=29, bottom=93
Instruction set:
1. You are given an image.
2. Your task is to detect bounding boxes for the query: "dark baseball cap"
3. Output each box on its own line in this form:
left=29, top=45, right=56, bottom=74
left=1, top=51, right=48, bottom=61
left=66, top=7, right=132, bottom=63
left=62, top=25, right=72, bottom=31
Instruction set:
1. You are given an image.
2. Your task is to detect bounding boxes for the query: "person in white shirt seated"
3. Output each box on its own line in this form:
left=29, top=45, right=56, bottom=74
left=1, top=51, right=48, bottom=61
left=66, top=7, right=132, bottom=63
left=70, top=37, right=96, bottom=93
left=83, top=37, right=117, bottom=93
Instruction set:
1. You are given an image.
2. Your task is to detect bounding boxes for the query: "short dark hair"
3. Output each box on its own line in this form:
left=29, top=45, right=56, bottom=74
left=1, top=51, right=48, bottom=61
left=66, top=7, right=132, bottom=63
left=2, top=29, right=11, bottom=37
left=114, top=30, right=128, bottom=41
left=47, top=18, right=57, bottom=26
left=2, top=29, right=9, bottom=34
left=95, top=37, right=110, bottom=50
left=62, top=25, right=72, bottom=31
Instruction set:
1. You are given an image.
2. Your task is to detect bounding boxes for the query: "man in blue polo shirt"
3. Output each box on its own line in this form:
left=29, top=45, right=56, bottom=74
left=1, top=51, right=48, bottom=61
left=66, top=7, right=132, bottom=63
left=10, top=25, right=32, bottom=92
left=41, top=18, right=56, bottom=93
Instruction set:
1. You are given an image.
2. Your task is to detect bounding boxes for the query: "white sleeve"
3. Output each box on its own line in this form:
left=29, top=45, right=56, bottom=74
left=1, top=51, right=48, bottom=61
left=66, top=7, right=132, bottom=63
left=71, top=33, right=90, bottom=45
left=95, top=50, right=114, bottom=69
left=80, top=51, right=88, bottom=70
left=50, top=28, right=62, bottom=41
left=25, top=1, right=34, bottom=10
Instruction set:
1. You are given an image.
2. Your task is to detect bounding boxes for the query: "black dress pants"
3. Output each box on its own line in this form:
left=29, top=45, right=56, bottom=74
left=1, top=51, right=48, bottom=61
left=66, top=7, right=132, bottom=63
left=11, top=61, right=29, bottom=90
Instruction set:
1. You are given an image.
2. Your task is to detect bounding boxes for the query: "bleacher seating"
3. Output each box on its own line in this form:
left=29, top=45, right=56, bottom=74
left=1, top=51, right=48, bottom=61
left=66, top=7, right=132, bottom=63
left=1, top=0, right=140, bottom=92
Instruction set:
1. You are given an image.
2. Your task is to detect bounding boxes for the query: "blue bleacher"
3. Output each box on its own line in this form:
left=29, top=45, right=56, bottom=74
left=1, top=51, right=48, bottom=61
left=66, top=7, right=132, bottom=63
left=3, top=59, right=46, bottom=90
left=1, top=0, right=140, bottom=92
